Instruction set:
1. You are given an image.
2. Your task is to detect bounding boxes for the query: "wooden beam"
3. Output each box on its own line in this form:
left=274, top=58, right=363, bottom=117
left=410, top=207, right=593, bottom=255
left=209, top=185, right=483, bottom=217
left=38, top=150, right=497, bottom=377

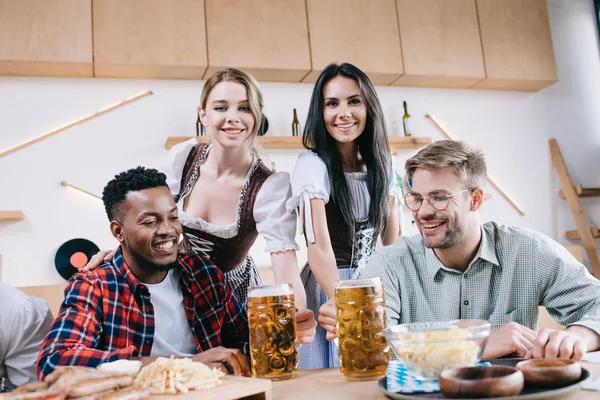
left=566, top=227, right=600, bottom=241
left=0, top=211, right=25, bottom=221
left=0, top=91, right=153, bottom=158
left=559, top=185, right=600, bottom=199
left=61, top=181, right=101, bottom=200
left=165, top=136, right=432, bottom=151
left=425, top=114, right=525, bottom=215
left=549, top=138, right=600, bottom=276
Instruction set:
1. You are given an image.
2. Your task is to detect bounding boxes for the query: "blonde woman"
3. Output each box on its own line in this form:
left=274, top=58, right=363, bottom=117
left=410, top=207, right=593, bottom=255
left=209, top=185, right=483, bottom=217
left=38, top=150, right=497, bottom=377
left=84, top=69, right=314, bottom=341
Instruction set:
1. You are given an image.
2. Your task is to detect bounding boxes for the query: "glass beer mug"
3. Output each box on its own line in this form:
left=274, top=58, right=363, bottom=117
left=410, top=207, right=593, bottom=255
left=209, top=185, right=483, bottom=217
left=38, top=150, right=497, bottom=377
left=248, top=284, right=299, bottom=380
left=335, top=277, right=389, bottom=381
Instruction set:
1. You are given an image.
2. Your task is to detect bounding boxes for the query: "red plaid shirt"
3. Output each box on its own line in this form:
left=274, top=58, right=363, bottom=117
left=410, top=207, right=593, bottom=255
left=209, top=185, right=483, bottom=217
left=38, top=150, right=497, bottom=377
left=37, top=248, right=248, bottom=379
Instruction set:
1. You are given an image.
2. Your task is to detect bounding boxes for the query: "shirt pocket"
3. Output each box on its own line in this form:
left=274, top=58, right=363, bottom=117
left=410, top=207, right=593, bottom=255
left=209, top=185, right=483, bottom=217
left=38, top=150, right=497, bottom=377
left=489, top=308, right=527, bottom=329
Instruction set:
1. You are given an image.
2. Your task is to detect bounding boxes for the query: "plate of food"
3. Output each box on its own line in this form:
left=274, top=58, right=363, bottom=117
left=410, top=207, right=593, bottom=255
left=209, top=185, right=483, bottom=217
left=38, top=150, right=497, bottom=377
left=2, top=357, right=271, bottom=400
left=378, top=358, right=592, bottom=400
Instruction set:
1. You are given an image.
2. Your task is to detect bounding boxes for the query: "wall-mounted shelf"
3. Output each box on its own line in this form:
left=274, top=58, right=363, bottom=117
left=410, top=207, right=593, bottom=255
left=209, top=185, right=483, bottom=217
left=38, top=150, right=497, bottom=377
left=566, top=227, right=600, bottom=241
left=559, top=185, right=600, bottom=199
left=0, top=211, right=25, bottom=221
left=165, top=136, right=432, bottom=151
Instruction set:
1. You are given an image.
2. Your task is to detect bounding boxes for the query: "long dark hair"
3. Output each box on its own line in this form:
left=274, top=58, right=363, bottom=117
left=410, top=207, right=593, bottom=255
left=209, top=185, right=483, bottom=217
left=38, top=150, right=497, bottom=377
left=303, top=63, right=391, bottom=239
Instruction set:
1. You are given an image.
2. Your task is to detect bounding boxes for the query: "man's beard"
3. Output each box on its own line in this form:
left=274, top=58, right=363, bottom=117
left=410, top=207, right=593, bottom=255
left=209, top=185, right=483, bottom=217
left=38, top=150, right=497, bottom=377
left=422, top=215, right=467, bottom=249
left=128, top=244, right=178, bottom=272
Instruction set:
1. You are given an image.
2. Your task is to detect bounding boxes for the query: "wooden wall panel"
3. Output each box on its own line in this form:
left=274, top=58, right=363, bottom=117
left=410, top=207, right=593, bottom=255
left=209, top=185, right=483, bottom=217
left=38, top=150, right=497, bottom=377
left=0, top=0, right=92, bottom=77
left=393, top=0, right=485, bottom=88
left=204, top=0, right=311, bottom=82
left=93, top=0, right=207, bottom=79
left=473, top=0, right=558, bottom=91
left=304, top=0, right=403, bottom=85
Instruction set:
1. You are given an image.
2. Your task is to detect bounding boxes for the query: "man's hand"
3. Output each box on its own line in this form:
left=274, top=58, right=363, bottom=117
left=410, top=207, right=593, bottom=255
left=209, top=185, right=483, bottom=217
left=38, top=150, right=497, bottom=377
left=482, top=322, right=537, bottom=359
left=191, top=347, right=250, bottom=376
left=79, top=249, right=116, bottom=272
left=296, top=309, right=317, bottom=344
left=318, top=299, right=337, bottom=341
left=525, top=328, right=587, bottom=361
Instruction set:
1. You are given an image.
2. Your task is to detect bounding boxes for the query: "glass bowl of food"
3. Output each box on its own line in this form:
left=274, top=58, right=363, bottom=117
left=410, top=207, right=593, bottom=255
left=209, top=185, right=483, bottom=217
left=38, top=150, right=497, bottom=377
left=384, top=320, right=491, bottom=380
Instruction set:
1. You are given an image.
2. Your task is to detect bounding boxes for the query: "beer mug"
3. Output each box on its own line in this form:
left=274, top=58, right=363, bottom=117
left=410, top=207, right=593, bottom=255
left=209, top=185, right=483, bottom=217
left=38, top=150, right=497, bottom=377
left=248, top=284, right=299, bottom=380
left=335, top=277, right=389, bottom=381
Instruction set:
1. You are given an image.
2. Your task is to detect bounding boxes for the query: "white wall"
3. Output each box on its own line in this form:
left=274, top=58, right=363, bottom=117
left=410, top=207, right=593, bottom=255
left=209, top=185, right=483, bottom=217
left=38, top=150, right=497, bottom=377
left=0, top=0, right=598, bottom=287
left=543, top=0, right=600, bottom=266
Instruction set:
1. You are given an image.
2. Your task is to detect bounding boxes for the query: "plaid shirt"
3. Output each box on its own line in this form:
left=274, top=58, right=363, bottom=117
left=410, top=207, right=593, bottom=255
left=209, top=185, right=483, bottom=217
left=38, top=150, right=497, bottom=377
left=37, top=248, right=249, bottom=379
left=362, top=221, right=600, bottom=334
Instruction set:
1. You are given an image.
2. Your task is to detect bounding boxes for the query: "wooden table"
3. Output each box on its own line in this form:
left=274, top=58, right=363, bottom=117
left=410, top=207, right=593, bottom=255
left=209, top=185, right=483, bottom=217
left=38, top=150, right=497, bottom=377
left=272, top=363, right=600, bottom=400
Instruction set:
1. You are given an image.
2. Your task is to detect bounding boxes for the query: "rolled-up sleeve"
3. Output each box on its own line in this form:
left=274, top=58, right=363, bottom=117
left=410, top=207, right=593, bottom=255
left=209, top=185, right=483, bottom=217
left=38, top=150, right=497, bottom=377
left=538, top=236, right=600, bottom=335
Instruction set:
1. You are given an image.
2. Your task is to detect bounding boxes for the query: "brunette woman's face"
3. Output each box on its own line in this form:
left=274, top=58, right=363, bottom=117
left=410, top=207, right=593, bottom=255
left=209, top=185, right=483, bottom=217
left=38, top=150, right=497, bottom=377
left=322, top=76, right=367, bottom=144
left=199, top=81, right=255, bottom=148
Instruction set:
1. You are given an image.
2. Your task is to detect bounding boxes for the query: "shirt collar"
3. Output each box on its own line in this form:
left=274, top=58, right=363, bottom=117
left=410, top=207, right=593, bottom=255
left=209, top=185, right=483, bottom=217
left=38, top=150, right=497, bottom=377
left=112, top=247, right=143, bottom=294
left=112, top=247, right=191, bottom=295
left=425, top=226, right=500, bottom=280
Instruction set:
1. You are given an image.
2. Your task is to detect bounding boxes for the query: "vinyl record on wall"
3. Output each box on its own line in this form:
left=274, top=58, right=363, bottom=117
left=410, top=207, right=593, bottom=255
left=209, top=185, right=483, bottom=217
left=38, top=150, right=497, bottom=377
left=54, top=238, right=100, bottom=280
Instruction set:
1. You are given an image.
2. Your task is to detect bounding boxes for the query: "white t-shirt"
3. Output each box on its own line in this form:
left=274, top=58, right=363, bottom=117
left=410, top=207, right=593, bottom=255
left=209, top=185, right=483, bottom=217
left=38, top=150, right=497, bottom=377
left=146, top=270, right=197, bottom=357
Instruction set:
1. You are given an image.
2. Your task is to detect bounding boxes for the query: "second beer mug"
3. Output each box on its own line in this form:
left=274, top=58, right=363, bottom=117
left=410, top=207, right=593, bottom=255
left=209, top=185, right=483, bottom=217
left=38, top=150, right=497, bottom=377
left=248, top=284, right=299, bottom=380
left=335, top=277, right=389, bottom=381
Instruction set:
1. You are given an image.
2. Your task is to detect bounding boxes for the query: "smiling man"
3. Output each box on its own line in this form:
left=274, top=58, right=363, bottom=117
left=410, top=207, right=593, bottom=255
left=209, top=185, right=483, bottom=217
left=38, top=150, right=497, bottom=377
left=319, top=140, right=600, bottom=361
left=38, top=167, right=251, bottom=379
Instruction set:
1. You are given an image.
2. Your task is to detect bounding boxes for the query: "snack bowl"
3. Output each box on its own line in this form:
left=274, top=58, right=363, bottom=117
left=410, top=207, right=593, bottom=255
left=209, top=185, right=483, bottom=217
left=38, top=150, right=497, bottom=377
left=516, top=359, right=582, bottom=388
left=439, top=365, right=524, bottom=398
left=384, top=320, right=491, bottom=380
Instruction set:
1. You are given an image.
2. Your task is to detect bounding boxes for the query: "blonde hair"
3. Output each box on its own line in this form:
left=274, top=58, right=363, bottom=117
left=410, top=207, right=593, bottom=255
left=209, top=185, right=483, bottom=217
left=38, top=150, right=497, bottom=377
left=200, top=68, right=264, bottom=153
left=405, top=140, right=487, bottom=189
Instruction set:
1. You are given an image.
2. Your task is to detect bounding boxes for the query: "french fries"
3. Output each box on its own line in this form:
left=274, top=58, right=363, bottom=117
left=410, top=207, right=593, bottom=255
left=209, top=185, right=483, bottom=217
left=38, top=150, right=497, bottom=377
left=134, top=357, right=225, bottom=394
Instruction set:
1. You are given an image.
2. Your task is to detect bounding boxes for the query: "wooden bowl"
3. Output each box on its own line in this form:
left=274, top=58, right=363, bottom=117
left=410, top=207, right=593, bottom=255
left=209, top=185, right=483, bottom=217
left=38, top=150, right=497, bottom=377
left=516, top=359, right=582, bottom=388
left=439, top=366, right=524, bottom=398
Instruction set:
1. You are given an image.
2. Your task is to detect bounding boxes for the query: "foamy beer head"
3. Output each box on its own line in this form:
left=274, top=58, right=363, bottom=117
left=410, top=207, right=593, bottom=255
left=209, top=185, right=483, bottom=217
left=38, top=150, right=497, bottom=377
left=335, top=277, right=389, bottom=381
left=248, top=284, right=298, bottom=381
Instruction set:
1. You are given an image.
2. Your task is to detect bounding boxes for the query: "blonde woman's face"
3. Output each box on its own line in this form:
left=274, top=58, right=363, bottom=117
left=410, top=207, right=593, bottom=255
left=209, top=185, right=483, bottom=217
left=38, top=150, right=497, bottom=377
left=322, top=76, right=367, bottom=144
left=199, top=81, right=255, bottom=148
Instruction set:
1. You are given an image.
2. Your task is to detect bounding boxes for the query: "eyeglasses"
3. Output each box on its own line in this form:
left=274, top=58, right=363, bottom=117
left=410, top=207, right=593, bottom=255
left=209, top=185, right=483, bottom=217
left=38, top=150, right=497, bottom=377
left=404, top=189, right=475, bottom=211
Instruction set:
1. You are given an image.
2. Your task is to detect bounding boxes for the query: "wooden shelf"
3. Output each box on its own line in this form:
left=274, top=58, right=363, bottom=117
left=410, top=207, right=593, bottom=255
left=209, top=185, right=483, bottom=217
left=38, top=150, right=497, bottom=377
left=560, top=185, right=600, bottom=199
left=566, top=227, right=600, bottom=241
left=165, top=136, right=432, bottom=151
left=0, top=211, right=25, bottom=221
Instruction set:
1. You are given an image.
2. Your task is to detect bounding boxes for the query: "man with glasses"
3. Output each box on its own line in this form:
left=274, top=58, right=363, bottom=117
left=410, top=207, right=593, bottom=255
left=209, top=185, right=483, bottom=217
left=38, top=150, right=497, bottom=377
left=319, top=140, right=600, bottom=360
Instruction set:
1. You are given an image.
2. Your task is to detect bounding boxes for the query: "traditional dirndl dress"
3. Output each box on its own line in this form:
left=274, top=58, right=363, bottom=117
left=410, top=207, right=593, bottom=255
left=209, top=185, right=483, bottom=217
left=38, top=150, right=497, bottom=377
left=165, top=140, right=299, bottom=306
left=287, top=151, right=404, bottom=370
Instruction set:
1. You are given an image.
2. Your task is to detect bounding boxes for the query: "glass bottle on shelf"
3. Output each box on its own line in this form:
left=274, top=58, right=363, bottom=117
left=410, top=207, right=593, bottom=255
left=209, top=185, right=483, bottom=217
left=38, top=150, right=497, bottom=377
left=402, top=101, right=413, bottom=137
left=292, top=109, right=300, bottom=137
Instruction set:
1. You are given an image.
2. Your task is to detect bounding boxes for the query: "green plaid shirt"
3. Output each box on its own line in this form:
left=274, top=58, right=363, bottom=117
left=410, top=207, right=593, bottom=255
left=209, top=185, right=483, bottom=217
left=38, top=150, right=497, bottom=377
left=362, top=221, right=600, bottom=334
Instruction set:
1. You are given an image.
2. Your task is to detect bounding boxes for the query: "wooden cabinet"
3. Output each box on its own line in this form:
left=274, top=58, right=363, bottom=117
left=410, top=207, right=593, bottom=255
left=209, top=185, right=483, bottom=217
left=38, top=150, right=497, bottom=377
left=204, top=0, right=311, bottom=82
left=0, top=0, right=92, bottom=77
left=304, top=0, right=403, bottom=85
left=393, top=0, right=485, bottom=88
left=93, top=0, right=207, bottom=79
left=472, top=0, right=558, bottom=91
